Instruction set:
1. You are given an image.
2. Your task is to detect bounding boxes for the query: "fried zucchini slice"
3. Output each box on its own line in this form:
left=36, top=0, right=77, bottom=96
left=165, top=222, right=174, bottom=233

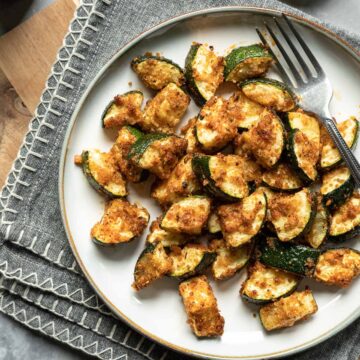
left=207, top=211, right=222, bottom=235
left=242, top=109, right=285, bottom=168
left=262, top=163, right=303, bottom=192
left=240, top=78, right=296, bottom=112
left=268, top=188, right=315, bottom=241
left=151, top=154, right=201, bottom=207
left=131, top=55, right=185, bottom=90
left=81, top=149, right=127, bottom=198
left=110, top=125, right=147, bottom=183
left=140, top=83, right=190, bottom=133
left=224, top=44, right=272, bottom=83
left=91, top=199, right=149, bottom=246
left=102, top=91, right=143, bottom=128
left=132, top=243, right=172, bottom=290
left=195, top=96, right=236, bottom=152
left=160, top=196, right=211, bottom=235
left=192, top=154, right=249, bottom=202
left=210, top=239, right=252, bottom=280
left=304, top=196, right=329, bottom=249
left=128, top=133, right=187, bottom=180
left=258, top=238, right=320, bottom=276
left=227, top=90, right=265, bottom=131
left=320, top=166, right=355, bottom=210
left=218, top=190, right=267, bottom=247
left=168, top=244, right=215, bottom=280
left=146, top=218, right=189, bottom=247
left=185, top=43, right=224, bottom=106
left=329, top=192, right=360, bottom=242
left=241, top=261, right=299, bottom=304
left=179, top=275, right=224, bottom=337
left=314, top=248, right=360, bottom=287
left=180, top=117, right=202, bottom=154
left=287, top=129, right=319, bottom=183
left=259, top=290, right=318, bottom=331
left=320, top=117, right=359, bottom=170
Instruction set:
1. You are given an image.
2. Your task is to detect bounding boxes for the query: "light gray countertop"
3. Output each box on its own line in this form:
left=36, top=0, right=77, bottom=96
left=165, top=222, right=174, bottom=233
left=0, top=0, right=359, bottom=359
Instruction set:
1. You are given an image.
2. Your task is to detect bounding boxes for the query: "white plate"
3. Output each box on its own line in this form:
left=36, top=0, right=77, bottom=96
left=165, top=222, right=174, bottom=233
left=60, top=7, right=360, bottom=359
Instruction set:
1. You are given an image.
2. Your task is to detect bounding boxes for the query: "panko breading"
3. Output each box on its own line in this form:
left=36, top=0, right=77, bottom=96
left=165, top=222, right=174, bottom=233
left=195, top=96, right=237, bottom=152
left=133, top=243, right=172, bottom=290
left=314, top=249, right=360, bottom=287
left=131, top=56, right=184, bottom=90
left=140, top=83, right=190, bottom=133
left=151, top=154, right=201, bottom=206
left=91, top=199, right=149, bottom=245
left=110, top=126, right=144, bottom=183
left=259, top=290, right=318, bottom=331
left=179, top=275, right=224, bottom=337
left=242, top=109, right=284, bottom=168
left=180, top=117, right=202, bottom=154
left=134, top=136, right=187, bottom=180
left=102, top=91, right=143, bottom=128
left=262, top=163, right=303, bottom=192
left=161, top=196, right=211, bottom=235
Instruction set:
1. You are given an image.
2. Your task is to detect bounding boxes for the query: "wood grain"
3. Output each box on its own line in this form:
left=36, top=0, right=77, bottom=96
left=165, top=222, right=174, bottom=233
left=0, top=0, right=76, bottom=113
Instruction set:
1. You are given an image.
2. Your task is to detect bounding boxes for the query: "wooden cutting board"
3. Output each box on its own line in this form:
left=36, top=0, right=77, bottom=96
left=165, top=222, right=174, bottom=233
left=0, top=0, right=78, bottom=186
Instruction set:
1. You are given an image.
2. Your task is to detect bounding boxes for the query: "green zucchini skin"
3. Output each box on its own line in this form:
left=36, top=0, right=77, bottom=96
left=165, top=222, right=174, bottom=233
left=81, top=151, right=126, bottom=198
left=224, top=44, right=272, bottom=82
left=127, top=133, right=170, bottom=162
left=101, top=91, right=143, bottom=128
left=328, top=227, right=360, bottom=243
left=258, top=238, right=320, bottom=276
left=191, top=154, right=248, bottom=202
left=286, top=129, right=317, bottom=184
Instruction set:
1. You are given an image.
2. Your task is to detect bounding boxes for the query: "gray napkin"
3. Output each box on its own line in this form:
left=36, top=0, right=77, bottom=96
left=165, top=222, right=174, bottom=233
left=0, top=0, right=359, bottom=359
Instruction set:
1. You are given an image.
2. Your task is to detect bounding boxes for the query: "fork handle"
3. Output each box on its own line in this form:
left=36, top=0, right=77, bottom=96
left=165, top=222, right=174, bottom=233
left=322, top=117, right=360, bottom=188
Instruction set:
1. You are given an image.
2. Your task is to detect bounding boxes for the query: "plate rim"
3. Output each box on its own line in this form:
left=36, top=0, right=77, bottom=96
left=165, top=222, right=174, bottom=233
left=59, top=6, right=360, bottom=360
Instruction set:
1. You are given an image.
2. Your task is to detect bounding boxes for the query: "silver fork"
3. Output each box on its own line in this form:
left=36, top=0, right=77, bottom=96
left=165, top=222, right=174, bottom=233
left=256, top=14, right=360, bottom=187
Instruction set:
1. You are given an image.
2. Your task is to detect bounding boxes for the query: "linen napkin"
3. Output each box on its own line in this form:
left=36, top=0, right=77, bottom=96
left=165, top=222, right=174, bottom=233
left=0, top=0, right=359, bottom=359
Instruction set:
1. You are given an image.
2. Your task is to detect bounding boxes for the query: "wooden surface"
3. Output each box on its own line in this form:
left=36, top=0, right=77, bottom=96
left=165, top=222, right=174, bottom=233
left=0, top=0, right=77, bottom=186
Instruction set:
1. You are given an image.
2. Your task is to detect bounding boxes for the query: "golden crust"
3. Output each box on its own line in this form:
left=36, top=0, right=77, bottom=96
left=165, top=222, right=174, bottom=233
left=227, top=57, right=272, bottom=82
left=151, top=154, right=200, bottom=206
left=140, top=83, right=190, bottom=133
left=110, top=127, right=143, bottom=182
left=262, top=163, right=303, bottom=190
left=132, top=58, right=184, bottom=90
left=181, top=117, right=203, bottom=154
left=91, top=199, right=149, bottom=244
left=314, top=249, right=360, bottom=287
left=259, top=290, right=318, bottom=331
left=103, top=92, right=143, bottom=128
left=133, top=243, right=172, bottom=291
left=179, top=275, right=224, bottom=337
left=242, top=109, right=284, bottom=168
left=137, top=136, right=187, bottom=180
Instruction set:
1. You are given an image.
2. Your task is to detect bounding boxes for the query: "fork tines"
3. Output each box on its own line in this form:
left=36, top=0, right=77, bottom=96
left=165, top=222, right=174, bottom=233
left=256, top=14, right=324, bottom=88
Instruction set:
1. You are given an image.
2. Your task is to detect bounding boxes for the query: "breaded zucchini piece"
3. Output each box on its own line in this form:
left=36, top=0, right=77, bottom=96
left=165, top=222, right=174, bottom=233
left=180, top=117, right=202, bottom=154
left=128, top=133, right=187, bottom=180
left=218, top=190, right=267, bottom=247
left=102, top=91, right=143, bottom=128
left=262, top=163, right=303, bottom=192
left=314, top=248, right=360, bottom=287
left=259, top=290, right=318, bottom=331
left=179, top=275, right=224, bottom=337
left=210, top=239, right=252, bottom=280
left=81, top=149, right=127, bottom=198
left=161, top=196, right=211, bottom=235
left=207, top=211, right=222, bottom=235
left=195, top=96, right=237, bottom=152
left=133, top=243, right=172, bottom=290
left=151, top=154, right=201, bottom=207
left=242, top=109, right=285, bottom=168
left=131, top=55, right=185, bottom=90
left=91, top=199, right=149, bottom=246
left=227, top=90, right=265, bottom=131
left=241, top=261, right=299, bottom=304
left=185, top=43, right=224, bottom=106
left=140, top=83, right=190, bottom=133
left=168, top=244, right=215, bottom=280
left=146, top=217, right=189, bottom=247
left=110, top=126, right=147, bottom=183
